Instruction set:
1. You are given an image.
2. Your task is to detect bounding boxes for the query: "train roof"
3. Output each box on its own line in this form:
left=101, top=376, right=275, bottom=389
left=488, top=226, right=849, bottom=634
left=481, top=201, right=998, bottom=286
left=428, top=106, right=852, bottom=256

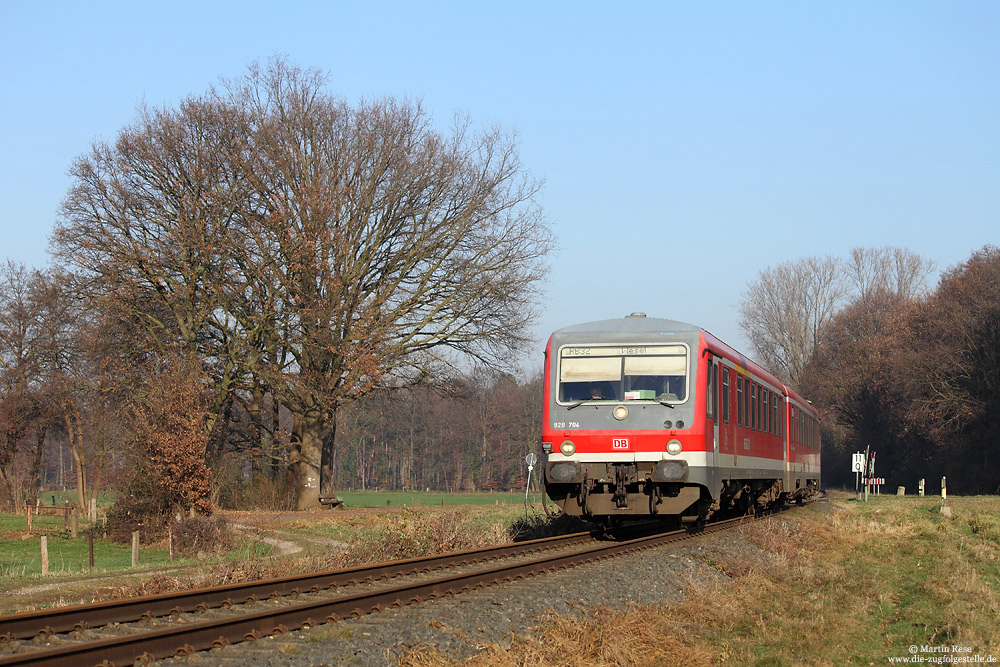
left=548, top=314, right=821, bottom=418
left=550, top=313, right=702, bottom=336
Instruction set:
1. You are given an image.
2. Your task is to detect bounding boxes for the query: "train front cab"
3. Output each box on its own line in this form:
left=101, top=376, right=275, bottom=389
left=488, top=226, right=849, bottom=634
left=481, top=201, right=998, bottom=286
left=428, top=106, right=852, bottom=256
left=541, top=323, right=720, bottom=522
left=541, top=318, right=819, bottom=522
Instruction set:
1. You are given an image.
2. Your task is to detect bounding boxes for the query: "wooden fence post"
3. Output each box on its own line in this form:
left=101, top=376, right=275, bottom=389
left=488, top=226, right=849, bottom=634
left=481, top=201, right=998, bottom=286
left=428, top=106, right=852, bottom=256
left=40, top=536, right=49, bottom=576
left=131, top=531, right=140, bottom=568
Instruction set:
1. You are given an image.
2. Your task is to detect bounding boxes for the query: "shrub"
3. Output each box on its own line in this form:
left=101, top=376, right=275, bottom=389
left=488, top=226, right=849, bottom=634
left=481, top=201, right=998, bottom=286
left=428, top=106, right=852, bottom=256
left=508, top=512, right=590, bottom=541
left=171, top=516, right=234, bottom=557
left=104, top=475, right=172, bottom=544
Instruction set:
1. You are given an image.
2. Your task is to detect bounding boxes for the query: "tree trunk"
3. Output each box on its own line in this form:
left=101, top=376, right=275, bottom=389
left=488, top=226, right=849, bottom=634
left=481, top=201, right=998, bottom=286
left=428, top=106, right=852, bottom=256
left=64, top=410, right=88, bottom=510
left=30, top=422, right=48, bottom=495
left=292, top=412, right=340, bottom=510
left=89, top=400, right=107, bottom=521
left=319, top=416, right=338, bottom=502
left=248, top=389, right=263, bottom=473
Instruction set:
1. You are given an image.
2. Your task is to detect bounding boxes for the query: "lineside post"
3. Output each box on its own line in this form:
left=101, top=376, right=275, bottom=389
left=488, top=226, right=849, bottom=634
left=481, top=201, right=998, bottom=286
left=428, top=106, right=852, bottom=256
left=940, top=476, right=951, bottom=517
left=864, top=445, right=870, bottom=502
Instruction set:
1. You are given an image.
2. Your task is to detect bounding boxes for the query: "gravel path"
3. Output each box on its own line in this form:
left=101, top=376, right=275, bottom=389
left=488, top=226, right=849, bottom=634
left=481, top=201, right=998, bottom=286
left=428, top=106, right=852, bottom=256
left=166, top=516, right=793, bottom=667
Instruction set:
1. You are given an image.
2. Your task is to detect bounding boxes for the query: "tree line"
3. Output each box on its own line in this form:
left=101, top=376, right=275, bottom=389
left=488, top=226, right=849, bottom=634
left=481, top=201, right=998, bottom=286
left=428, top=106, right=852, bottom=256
left=741, top=245, right=1000, bottom=494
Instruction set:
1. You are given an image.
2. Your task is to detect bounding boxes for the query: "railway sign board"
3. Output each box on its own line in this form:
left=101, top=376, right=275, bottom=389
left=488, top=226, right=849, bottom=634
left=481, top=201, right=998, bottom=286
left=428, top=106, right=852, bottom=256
left=852, top=453, right=865, bottom=473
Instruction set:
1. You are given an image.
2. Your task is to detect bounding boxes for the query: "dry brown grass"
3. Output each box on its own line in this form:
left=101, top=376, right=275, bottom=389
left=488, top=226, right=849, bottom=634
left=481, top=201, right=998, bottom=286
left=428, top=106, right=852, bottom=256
left=98, top=507, right=520, bottom=601
left=400, top=604, right=716, bottom=667
left=319, top=509, right=513, bottom=569
left=400, top=498, right=1000, bottom=666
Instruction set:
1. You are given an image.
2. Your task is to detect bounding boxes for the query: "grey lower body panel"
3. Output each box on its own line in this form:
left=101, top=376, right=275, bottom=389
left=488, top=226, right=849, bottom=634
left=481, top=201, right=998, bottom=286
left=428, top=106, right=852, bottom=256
left=544, top=460, right=819, bottom=518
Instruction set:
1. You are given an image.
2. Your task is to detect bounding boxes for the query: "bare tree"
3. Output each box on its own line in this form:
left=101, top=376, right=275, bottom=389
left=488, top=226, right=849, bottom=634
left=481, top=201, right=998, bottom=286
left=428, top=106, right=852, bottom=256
left=0, top=263, right=46, bottom=508
left=225, top=60, right=552, bottom=507
left=52, top=57, right=553, bottom=509
left=738, top=255, right=848, bottom=384
left=845, top=246, right=935, bottom=303
left=53, top=95, right=247, bottom=435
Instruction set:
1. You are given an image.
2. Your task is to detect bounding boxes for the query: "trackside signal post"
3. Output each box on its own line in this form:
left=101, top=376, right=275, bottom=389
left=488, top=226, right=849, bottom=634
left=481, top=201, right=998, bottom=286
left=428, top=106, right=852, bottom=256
left=940, top=476, right=951, bottom=517
left=852, top=449, right=877, bottom=502
left=852, top=452, right=865, bottom=500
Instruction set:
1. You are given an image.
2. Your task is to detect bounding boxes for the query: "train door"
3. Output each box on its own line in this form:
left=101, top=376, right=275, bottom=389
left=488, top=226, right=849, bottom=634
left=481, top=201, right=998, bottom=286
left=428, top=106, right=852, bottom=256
left=785, top=403, right=794, bottom=490
left=707, top=358, right=719, bottom=468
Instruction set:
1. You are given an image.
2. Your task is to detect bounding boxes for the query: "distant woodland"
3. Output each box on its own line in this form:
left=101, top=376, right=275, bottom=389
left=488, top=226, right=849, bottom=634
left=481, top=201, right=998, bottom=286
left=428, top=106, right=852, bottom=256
left=742, top=246, right=1000, bottom=495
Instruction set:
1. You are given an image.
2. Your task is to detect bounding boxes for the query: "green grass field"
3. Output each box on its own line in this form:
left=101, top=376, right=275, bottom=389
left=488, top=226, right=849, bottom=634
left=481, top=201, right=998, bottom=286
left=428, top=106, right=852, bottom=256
left=28, top=490, right=118, bottom=507
left=0, top=533, right=180, bottom=578
left=0, top=509, right=273, bottom=582
left=0, top=491, right=547, bottom=588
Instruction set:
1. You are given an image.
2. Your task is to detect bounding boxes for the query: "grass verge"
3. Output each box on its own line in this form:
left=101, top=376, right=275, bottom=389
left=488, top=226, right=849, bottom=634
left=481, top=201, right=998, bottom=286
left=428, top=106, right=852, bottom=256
left=0, top=504, right=557, bottom=614
left=399, top=496, right=1000, bottom=666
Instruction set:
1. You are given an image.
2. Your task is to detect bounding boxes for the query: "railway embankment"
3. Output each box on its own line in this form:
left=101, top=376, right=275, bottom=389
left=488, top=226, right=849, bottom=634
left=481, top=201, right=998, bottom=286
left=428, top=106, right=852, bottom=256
left=169, top=496, right=1000, bottom=666
left=2, top=497, right=998, bottom=665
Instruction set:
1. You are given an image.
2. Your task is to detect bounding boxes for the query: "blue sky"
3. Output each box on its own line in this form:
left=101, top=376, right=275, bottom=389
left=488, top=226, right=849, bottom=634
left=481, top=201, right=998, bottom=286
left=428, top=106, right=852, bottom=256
left=2, top=2, right=997, bottom=366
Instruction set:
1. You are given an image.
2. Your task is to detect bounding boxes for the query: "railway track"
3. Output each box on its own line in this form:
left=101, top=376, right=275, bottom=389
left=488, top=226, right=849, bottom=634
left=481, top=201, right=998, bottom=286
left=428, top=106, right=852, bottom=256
left=0, top=510, right=791, bottom=666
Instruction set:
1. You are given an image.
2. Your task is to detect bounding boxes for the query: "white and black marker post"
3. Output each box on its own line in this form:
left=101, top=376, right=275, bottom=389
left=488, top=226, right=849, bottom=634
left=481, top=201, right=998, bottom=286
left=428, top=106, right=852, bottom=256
left=524, top=452, right=537, bottom=504
left=852, top=452, right=865, bottom=500
left=864, top=445, right=871, bottom=502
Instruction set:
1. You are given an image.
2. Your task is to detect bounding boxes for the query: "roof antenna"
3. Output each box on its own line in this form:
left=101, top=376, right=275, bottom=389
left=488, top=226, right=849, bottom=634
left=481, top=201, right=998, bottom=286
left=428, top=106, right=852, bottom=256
left=628, top=312, right=647, bottom=318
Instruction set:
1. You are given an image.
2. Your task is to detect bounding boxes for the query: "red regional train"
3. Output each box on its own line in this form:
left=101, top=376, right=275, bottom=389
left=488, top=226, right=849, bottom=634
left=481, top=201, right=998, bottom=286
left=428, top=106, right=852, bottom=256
left=541, top=313, right=820, bottom=524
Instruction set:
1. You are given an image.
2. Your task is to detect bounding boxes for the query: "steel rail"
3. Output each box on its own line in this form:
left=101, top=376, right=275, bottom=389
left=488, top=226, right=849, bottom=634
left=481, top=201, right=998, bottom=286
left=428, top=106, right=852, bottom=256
left=0, top=530, right=596, bottom=642
left=0, top=516, right=758, bottom=667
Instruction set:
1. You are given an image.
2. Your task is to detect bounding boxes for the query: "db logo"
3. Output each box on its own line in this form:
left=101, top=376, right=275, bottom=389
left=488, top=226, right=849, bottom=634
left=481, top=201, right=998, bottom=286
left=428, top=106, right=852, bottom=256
left=612, top=438, right=630, bottom=450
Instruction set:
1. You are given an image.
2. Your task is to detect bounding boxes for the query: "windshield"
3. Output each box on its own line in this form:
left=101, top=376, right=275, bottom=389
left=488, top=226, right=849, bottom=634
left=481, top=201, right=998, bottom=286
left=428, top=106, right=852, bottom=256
left=557, top=345, right=688, bottom=403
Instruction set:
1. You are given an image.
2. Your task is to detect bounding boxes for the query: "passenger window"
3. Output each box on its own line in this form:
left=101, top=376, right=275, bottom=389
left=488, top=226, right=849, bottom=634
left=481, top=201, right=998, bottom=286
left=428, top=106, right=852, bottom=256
left=722, top=368, right=730, bottom=423
left=712, top=362, right=718, bottom=419
left=763, top=391, right=769, bottom=434
left=776, top=396, right=785, bottom=435
left=706, top=360, right=715, bottom=419
left=745, top=379, right=751, bottom=429
left=736, top=376, right=743, bottom=426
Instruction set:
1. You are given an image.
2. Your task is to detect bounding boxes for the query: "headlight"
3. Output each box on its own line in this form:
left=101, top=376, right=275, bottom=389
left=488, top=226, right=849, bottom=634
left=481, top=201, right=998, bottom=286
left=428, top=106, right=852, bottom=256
left=613, top=405, right=629, bottom=421
left=559, top=440, right=576, bottom=456
left=666, top=439, right=682, bottom=456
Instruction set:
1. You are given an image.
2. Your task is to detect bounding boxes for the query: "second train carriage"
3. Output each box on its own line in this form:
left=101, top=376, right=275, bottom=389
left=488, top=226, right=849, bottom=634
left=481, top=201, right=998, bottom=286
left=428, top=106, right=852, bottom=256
left=541, top=313, right=820, bottom=522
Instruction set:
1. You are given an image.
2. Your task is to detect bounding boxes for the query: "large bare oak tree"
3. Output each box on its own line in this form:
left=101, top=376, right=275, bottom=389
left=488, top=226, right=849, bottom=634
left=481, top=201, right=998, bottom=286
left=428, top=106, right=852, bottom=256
left=54, top=58, right=552, bottom=508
